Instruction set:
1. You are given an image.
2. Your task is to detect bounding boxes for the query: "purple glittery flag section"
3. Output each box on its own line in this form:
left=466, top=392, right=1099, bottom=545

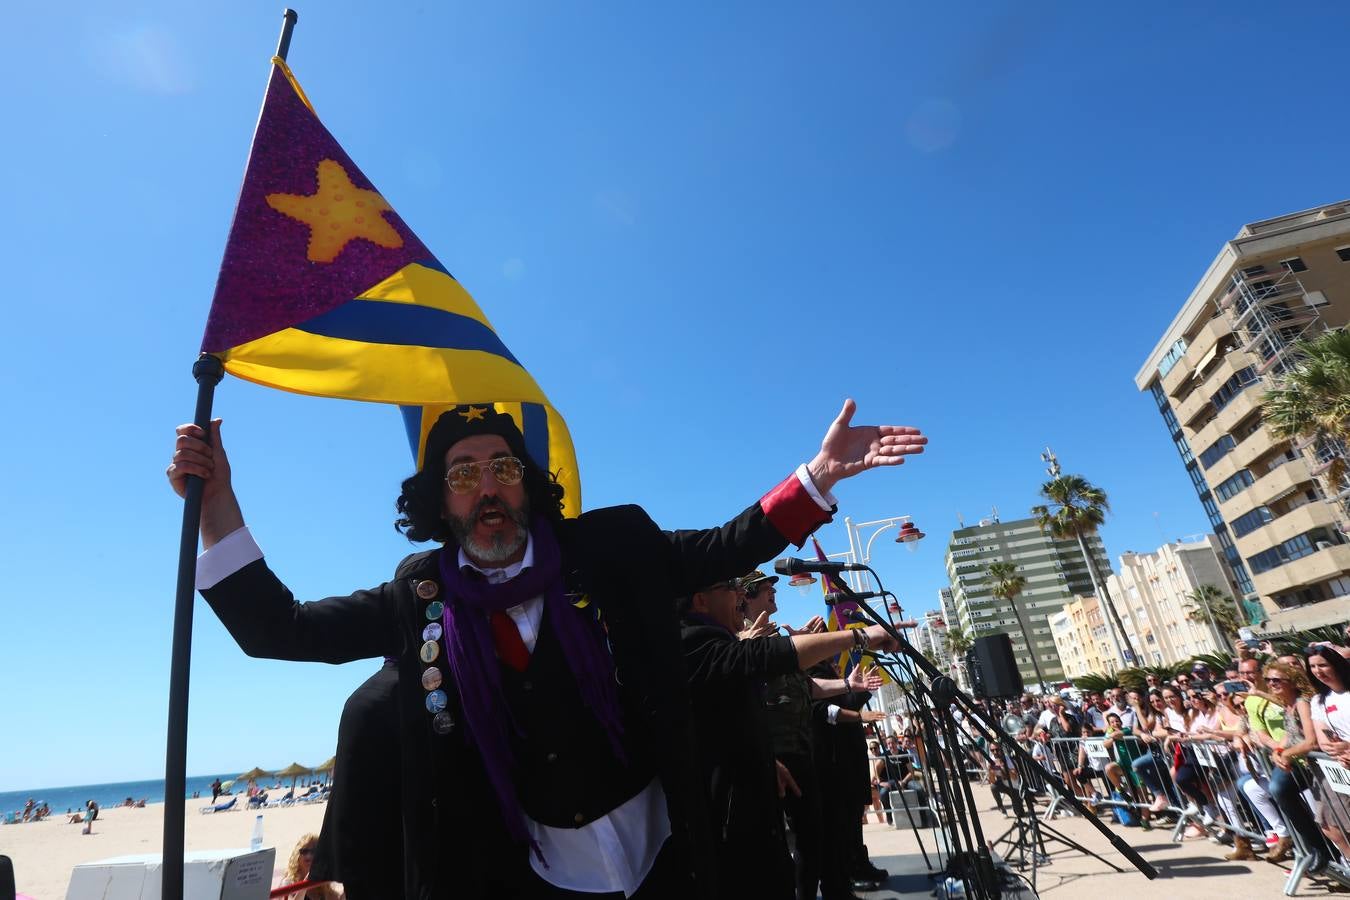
left=200, top=66, right=432, bottom=353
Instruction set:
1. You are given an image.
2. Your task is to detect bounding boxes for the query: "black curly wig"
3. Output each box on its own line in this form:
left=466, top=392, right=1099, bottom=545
left=394, top=408, right=567, bottom=543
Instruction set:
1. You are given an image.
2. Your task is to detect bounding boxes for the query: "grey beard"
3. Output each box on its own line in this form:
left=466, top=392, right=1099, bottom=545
left=447, top=498, right=530, bottom=566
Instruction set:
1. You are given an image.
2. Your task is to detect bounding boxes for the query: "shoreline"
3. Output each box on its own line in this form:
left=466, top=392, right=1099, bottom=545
left=2, top=797, right=329, bottom=899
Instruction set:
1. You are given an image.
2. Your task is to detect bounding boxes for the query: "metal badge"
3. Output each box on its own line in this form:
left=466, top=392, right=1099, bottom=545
left=425, top=689, right=448, bottom=713
left=419, top=640, right=441, bottom=664
left=422, top=622, right=443, bottom=642
left=415, top=580, right=440, bottom=600
left=431, top=710, right=455, bottom=734
left=424, top=600, right=444, bottom=621
left=421, top=667, right=444, bottom=691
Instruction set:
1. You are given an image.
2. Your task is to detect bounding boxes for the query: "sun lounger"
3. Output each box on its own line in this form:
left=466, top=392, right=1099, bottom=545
left=199, top=797, right=237, bottom=814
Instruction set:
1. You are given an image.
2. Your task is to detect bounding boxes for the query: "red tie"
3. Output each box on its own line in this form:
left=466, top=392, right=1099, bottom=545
left=489, top=610, right=530, bottom=672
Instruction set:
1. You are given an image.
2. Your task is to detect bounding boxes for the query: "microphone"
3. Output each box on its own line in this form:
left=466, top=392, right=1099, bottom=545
left=774, top=557, right=867, bottom=576
left=823, top=590, right=882, bottom=605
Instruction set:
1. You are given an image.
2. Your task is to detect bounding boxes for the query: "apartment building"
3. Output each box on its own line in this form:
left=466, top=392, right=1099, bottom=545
left=1106, top=537, right=1240, bottom=665
left=944, top=516, right=1114, bottom=685
left=1135, top=202, right=1350, bottom=629
left=1050, top=596, right=1115, bottom=678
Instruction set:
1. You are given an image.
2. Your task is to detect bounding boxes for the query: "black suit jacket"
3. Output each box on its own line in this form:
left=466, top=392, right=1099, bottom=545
left=202, top=492, right=830, bottom=899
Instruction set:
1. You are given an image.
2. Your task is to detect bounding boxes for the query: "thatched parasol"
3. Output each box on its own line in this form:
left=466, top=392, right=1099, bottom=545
left=312, top=756, right=336, bottom=778
left=274, top=761, right=312, bottom=795
left=236, top=766, right=272, bottom=785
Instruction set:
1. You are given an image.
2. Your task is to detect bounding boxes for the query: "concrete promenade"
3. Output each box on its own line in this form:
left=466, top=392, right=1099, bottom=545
left=858, top=783, right=1331, bottom=898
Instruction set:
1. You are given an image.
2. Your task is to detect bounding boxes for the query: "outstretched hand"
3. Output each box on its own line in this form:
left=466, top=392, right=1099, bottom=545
left=785, top=616, right=827, bottom=636
left=737, top=610, right=780, bottom=641
left=806, top=399, right=926, bottom=494
left=848, top=663, right=884, bottom=693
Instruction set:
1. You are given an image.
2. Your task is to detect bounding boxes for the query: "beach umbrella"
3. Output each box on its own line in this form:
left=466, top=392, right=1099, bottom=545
left=237, top=766, right=271, bottom=785
left=219, top=780, right=235, bottom=793
left=313, top=756, right=336, bottom=780
left=274, top=762, right=312, bottom=794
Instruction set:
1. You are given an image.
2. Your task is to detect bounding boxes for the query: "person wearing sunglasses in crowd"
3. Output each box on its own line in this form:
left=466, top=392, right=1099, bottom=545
left=168, top=401, right=925, bottom=900
left=678, top=576, right=898, bottom=899
left=1260, top=660, right=1328, bottom=869
left=1307, top=646, right=1350, bottom=863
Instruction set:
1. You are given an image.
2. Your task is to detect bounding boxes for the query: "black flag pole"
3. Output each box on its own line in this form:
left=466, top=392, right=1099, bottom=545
left=160, top=11, right=297, bottom=900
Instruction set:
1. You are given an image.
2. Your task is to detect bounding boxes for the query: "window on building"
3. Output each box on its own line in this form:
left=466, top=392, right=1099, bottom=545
left=1281, top=257, right=1308, bottom=273
left=1336, top=246, right=1350, bottom=263
left=1232, top=506, right=1275, bottom=538
left=1214, top=469, right=1255, bottom=502
left=1242, top=265, right=1268, bottom=277
left=1212, top=366, right=1259, bottom=412
left=1199, top=434, right=1237, bottom=469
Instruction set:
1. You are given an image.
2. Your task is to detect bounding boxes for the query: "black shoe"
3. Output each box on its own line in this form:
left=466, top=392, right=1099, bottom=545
left=862, top=862, right=889, bottom=880
left=850, top=877, right=881, bottom=892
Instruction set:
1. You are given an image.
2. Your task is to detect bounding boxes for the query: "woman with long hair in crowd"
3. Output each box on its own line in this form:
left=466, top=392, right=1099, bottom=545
left=1195, top=685, right=1252, bottom=859
left=1172, top=688, right=1226, bottom=840
left=1132, top=689, right=1182, bottom=813
left=277, top=834, right=343, bottom=900
left=1307, top=646, right=1350, bottom=862
left=1263, top=659, right=1327, bottom=868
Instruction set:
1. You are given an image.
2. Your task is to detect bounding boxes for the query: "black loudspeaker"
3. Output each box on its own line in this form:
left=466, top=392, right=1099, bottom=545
left=972, top=633, right=1023, bottom=698
left=964, top=647, right=987, bottom=697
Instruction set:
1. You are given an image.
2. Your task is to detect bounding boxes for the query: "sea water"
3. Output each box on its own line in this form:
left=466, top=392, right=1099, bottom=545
left=0, top=774, right=261, bottom=817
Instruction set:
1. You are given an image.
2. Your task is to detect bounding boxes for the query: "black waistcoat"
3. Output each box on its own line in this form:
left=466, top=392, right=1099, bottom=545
left=498, top=608, right=657, bottom=828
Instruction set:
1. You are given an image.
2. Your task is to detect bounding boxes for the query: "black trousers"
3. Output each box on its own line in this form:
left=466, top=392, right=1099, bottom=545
left=780, top=752, right=838, bottom=900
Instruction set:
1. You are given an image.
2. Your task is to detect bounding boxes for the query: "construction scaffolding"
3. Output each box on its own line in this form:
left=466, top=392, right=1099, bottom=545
left=1219, top=265, right=1350, bottom=536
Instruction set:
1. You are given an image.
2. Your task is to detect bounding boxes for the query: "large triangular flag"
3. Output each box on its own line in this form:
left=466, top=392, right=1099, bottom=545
left=201, top=58, right=580, bottom=513
left=812, top=536, right=892, bottom=684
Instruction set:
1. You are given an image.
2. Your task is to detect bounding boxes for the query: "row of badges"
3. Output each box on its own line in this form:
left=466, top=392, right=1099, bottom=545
left=417, top=579, right=455, bottom=735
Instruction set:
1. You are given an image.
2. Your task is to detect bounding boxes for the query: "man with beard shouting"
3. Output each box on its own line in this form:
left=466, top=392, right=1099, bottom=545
left=167, top=400, right=926, bottom=899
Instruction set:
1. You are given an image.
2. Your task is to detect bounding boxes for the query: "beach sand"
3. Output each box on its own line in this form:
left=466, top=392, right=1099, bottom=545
left=2, top=797, right=329, bottom=900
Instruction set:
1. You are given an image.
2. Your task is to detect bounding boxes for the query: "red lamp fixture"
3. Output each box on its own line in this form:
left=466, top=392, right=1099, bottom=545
left=896, top=521, right=925, bottom=543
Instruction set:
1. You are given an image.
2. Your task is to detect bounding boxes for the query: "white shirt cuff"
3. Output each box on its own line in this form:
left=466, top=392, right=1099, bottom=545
left=827, top=704, right=842, bottom=725
left=196, top=526, right=263, bottom=590
left=795, top=463, right=837, bottom=512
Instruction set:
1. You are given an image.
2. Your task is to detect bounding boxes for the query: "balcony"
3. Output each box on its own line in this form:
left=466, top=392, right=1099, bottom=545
left=1176, top=383, right=1214, bottom=429
left=1164, top=317, right=1232, bottom=398
left=1234, top=500, right=1339, bottom=559
left=1232, top=426, right=1283, bottom=472
left=1218, top=458, right=1314, bottom=518
left=1213, top=377, right=1266, bottom=435
left=1251, top=543, right=1350, bottom=598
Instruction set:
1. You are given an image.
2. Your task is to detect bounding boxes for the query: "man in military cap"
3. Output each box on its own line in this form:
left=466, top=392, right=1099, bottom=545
left=678, top=577, right=899, bottom=899
left=168, top=399, right=926, bottom=899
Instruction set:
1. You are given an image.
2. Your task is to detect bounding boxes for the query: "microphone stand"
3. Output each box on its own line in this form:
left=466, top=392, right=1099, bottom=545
left=829, top=575, right=1157, bottom=898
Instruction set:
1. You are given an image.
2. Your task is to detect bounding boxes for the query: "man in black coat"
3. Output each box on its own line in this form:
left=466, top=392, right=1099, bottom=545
left=167, top=399, right=925, bottom=898
left=309, top=659, right=401, bottom=899
left=678, top=581, right=899, bottom=900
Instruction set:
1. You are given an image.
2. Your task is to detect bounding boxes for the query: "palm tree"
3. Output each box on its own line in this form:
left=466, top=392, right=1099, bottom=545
left=944, top=625, right=974, bottom=687
left=1183, top=584, right=1244, bottom=650
left=1032, top=474, right=1138, bottom=669
left=986, top=561, right=1046, bottom=692
left=1263, top=328, right=1350, bottom=501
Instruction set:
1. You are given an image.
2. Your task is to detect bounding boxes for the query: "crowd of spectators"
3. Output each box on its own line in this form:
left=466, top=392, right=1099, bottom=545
left=970, top=630, right=1350, bottom=886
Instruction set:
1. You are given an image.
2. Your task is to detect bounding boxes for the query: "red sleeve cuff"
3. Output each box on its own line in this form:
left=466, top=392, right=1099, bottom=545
left=761, top=473, right=833, bottom=547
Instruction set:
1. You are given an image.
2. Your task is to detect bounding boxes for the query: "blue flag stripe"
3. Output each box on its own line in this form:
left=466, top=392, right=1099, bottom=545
left=294, top=300, right=521, bottom=364
left=521, top=402, right=551, bottom=474
left=400, top=405, right=423, bottom=463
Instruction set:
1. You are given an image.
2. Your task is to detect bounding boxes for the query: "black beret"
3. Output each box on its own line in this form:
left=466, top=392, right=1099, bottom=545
left=424, top=405, right=529, bottom=469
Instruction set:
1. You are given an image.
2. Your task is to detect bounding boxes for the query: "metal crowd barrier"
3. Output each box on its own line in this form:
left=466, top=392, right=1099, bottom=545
left=1012, top=733, right=1350, bottom=896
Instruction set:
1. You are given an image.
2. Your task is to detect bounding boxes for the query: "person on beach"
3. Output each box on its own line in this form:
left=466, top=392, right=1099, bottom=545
left=167, top=400, right=925, bottom=899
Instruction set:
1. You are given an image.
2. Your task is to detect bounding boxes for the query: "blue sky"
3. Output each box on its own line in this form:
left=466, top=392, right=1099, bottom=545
left=3, top=1, right=1349, bottom=791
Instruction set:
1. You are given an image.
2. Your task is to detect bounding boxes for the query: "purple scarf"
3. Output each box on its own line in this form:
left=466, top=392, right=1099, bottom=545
left=437, top=517, right=625, bottom=862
